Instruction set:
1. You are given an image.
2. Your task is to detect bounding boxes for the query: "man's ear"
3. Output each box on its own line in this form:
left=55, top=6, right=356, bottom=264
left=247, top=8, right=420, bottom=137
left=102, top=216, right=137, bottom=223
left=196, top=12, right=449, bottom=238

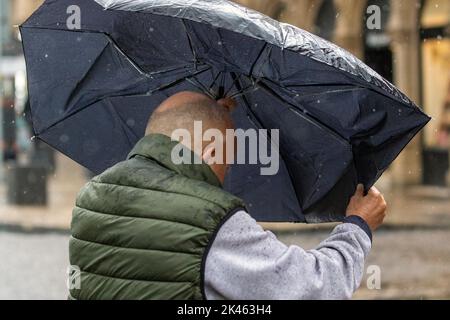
left=217, top=97, right=237, bottom=112
left=202, top=144, right=216, bottom=165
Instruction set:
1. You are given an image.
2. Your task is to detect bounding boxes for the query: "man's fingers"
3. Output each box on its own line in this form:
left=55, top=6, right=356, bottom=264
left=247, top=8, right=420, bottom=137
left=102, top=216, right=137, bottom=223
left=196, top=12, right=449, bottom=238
left=355, top=184, right=364, bottom=196
left=368, top=186, right=381, bottom=197
left=380, top=195, right=387, bottom=210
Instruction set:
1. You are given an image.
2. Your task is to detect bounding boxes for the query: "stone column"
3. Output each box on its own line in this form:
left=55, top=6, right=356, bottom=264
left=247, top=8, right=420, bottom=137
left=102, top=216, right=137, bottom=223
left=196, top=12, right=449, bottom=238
left=237, top=0, right=285, bottom=18
left=278, top=0, right=322, bottom=31
left=333, top=0, right=367, bottom=59
left=388, top=0, right=423, bottom=186
left=11, top=0, right=44, bottom=26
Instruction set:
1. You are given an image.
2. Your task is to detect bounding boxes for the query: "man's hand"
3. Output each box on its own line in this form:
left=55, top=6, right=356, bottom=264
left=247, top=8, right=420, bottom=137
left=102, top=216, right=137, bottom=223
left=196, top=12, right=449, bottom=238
left=346, top=184, right=387, bottom=231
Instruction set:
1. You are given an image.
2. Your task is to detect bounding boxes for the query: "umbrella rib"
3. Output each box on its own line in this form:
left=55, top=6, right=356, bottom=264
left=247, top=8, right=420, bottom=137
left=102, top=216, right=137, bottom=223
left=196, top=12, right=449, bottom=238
left=283, top=82, right=358, bottom=88
left=37, top=66, right=213, bottom=137
left=208, top=71, right=223, bottom=92
left=146, top=65, right=211, bottom=94
left=218, top=70, right=226, bottom=98
left=185, top=77, right=217, bottom=100
left=101, top=31, right=200, bottom=79
left=228, top=82, right=260, bottom=99
left=288, top=86, right=365, bottom=100
left=224, top=73, right=241, bottom=97
left=181, top=19, right=199, bottom=65
left=249, top=42, right=269, bottom=77
left=65, top=40, right=134, bottom=109
left=230, top=72, right=265, bottom=131
left=257, top=80, right=349, bottom=145
left=146, top=64, right=201, bottom=77
left=230, top=72, right=301, bottom=211
left=105, top=99, right=138, bottom=147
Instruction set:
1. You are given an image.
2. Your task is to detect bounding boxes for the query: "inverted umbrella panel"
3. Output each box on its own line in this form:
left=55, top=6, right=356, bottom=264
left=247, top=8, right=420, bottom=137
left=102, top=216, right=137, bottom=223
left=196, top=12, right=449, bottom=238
left=20, top=0, right=430, bottom=222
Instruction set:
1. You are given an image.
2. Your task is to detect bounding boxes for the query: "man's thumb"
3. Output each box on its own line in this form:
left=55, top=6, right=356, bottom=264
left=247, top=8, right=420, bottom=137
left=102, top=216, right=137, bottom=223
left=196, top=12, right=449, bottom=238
left=355, top=184, right=364, bottom=196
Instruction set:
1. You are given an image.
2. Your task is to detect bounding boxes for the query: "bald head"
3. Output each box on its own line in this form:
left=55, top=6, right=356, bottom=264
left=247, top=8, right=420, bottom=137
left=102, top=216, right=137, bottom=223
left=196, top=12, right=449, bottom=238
left=146, top=91, right=236, bottom=183
left=146, top=91, right=234, bottom=137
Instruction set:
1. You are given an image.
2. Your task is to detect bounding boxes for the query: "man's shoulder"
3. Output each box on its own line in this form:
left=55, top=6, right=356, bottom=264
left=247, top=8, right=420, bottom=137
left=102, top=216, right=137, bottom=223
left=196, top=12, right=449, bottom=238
left=214, top=210, right=269, bottom=242
left=88, top=156, right=177, bottom=190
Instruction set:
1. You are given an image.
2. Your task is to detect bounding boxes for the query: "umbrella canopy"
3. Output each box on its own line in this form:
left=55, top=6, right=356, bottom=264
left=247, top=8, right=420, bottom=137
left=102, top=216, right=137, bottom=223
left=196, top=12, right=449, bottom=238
left=20, top=0, right=430, bottom=223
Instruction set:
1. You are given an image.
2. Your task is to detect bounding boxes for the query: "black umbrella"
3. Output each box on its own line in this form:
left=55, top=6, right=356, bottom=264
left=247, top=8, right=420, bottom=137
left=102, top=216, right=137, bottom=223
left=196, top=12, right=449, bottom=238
left=20, top=0, right=430, bottom=223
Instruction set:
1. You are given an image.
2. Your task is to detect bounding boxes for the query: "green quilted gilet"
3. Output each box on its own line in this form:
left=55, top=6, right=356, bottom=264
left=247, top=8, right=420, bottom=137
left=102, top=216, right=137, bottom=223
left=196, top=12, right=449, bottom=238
left=69, top=134, right=245, bottom=300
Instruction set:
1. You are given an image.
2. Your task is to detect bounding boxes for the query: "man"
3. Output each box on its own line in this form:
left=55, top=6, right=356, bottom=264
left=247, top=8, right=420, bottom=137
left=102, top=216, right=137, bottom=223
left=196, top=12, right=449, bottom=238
left=69, top=91, right=386, bottom=300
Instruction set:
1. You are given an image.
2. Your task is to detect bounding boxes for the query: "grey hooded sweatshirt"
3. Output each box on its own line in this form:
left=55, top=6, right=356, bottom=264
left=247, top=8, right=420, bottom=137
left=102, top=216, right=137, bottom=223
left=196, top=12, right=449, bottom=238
left=204, top=211, right=372, bottom=300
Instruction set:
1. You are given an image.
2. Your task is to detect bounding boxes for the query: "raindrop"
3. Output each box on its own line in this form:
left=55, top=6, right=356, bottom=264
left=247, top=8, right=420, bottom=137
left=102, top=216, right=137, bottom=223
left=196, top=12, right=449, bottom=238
left=372, top=108, right=377, bottom=112
left=126, top=118, right=136, bottom=127
left=60, top=134, right=70, bottom=143
left=83, top=140, right=100, bottom=155
left=217, top=41, right=223, bottom=46
left=149, top=27, right=154, bottom=32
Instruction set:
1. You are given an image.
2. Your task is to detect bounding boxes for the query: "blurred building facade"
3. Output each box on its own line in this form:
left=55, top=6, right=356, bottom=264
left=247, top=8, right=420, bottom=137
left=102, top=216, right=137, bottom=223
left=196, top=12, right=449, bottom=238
left=2, top=0, right=450, bottom=188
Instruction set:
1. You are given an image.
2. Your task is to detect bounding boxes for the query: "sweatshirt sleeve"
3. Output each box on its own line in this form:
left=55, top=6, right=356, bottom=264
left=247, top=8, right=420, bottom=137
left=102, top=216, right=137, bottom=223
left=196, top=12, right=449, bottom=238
left=204, top=211, right=372, bottom=300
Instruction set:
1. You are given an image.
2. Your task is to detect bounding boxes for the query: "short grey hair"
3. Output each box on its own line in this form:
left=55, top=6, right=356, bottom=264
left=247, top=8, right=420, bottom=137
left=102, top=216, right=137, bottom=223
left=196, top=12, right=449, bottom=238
left=146, top=99, right=233, bottom=137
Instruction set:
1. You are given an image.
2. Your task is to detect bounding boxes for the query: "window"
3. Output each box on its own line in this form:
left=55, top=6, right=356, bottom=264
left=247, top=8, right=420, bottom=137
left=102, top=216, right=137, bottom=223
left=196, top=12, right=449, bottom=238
left=420, top=0, right=450, bottom=148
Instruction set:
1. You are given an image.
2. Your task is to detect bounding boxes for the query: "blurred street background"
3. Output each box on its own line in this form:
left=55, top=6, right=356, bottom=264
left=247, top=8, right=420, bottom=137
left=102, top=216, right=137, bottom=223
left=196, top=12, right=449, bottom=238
left=1, top=0, right=450, bottom=299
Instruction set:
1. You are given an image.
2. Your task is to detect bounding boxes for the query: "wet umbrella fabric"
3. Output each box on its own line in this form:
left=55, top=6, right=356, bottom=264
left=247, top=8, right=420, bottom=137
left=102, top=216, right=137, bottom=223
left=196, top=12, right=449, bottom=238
left=20, top=0, right=430, bottom=223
